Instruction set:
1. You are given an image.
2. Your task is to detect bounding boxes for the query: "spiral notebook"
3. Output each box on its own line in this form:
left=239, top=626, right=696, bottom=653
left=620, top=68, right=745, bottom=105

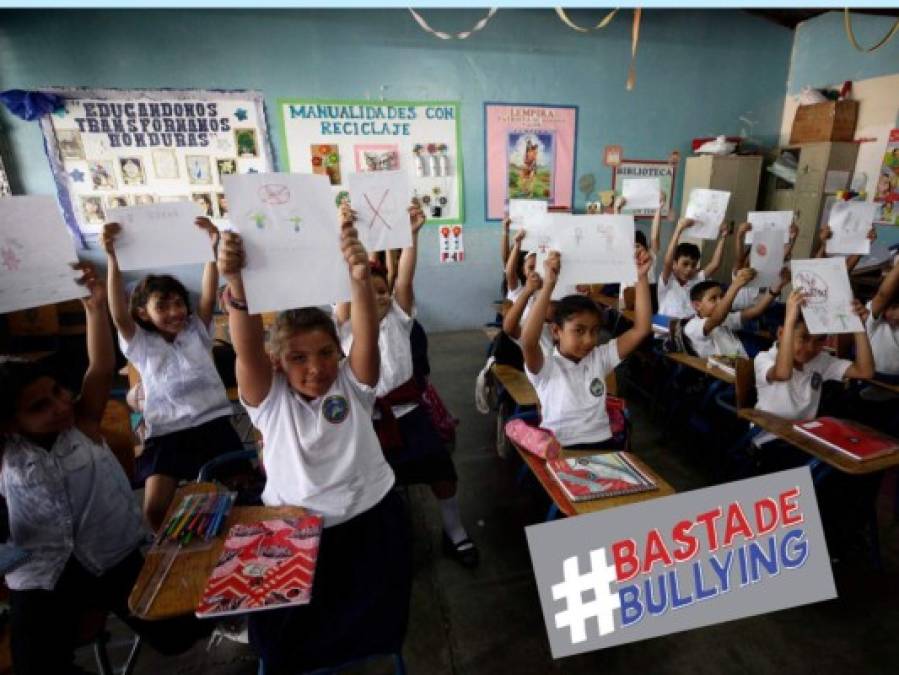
left=547, top=452, right=657, bottom=502
left=196, top=515, right=323, bottom=618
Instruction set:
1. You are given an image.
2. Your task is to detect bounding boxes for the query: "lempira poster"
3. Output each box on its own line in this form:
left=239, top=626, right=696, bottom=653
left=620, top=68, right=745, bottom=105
left=484, top=103, right=577, bottom=221
left=279, top=99, right=464, bottom=225
left=39, top=88, right=274, bottom=247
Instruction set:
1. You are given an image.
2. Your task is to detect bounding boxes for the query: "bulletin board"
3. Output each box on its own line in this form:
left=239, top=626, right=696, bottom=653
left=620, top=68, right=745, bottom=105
left=279, top=98, right=464, bottom=225
left=39, top=87, right=275, bottom=247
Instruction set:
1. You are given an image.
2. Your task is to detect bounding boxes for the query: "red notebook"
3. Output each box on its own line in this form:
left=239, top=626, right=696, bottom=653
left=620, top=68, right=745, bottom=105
left=196, top=515, right=323, bottom=618
left=547, top=452, right=657, bottom=502
left=793, top=417, right=899, bottom=462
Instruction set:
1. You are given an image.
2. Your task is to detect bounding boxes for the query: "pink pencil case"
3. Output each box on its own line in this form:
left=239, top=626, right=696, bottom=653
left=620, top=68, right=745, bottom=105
left=504, top=419, right=561, bottom=460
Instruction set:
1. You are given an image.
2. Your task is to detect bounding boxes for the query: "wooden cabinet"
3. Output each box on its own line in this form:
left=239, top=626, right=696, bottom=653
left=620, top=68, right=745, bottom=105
left=681, top=155, right=763, bottom=282
left=764, top=142, right=859, bottom=260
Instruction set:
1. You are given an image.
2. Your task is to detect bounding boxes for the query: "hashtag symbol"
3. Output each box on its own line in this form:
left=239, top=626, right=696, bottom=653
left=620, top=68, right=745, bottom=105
left=552, top=547, right=620, bottom=644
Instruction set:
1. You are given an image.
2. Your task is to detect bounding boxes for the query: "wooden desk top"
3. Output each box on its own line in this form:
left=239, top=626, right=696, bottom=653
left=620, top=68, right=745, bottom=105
left=737, top=408, right=899, bottom=475
left=515, top=445, right=675, bottom=517
left=665, top=352, right=735, bottom=385
left=492, top=364, right=539, bottom=407
left=129, top=483, right=308, bottom=620
left=867, top=378, right=899, bottom=395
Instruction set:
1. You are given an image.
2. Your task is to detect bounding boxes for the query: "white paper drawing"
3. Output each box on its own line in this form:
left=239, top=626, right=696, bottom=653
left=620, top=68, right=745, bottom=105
left=745, top=211, right=792, bottom=244
left=223, top=173, right=349, bottom=313
left=825, top=201, right=877, bottom=256
left=346, top=170, right=413, bottom=252
left=621, top=178, right=661, bottom=211
left=535, top=214, right=637, bottom=299
left=684, top=188, right=731, bottom=239
left=0, top=196, right=87, bottom=314
left=508, top=199, right=548, bottom=232
left=790, top=257, right=863, bottom=335
left=748, top=226, right=784, bottom=288
left=107, top=202, right=211, bottom=271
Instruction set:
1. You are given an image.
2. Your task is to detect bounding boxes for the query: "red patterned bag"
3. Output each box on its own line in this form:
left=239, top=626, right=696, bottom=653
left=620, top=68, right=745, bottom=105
left=421, top=382, right=459, bottom=444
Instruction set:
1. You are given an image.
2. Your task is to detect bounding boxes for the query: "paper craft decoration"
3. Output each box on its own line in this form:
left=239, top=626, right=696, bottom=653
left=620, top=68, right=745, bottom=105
left=874, top=129, right=898, bottom=226
left=439, top=225, right=464, bottom=263
left=621, top=177, right=661, bottom=211
left=508, top=198, right=548, bottom=232
left=746, top=211, right=792, bottom=244
left=0, top=195, right=88, bottom=314
left=534, top=214, right=637, bottom=298
left=485, top=103, right=577, bottom=220
left=223, top=173, right=349, bottom=313
left=107, top=202, right=212, bottom=270
left=547, top=452, right=657, bottom=502
left=748, top=226, right=784, bottom=289
left=39, top=88, right=274, bottom=248
left=612, top=159, right=676, bottom=219
left=790, top=257, right=863, bottom=335
left=346, top=170, right=413, bottom=252
left=196, top=515, right=323, bottom=618
left=279, top=99, right=462, bottom=225
left=684, top=188, right=730, bottom=239
left=826, top=201, right=877, bottom=256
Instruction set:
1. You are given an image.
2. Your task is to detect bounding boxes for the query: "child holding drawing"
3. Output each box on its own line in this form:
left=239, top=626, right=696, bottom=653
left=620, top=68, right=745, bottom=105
left=218, top=203, right=411, bottom=673
left=0, top=264, right=207, bottom=675
left=521, top=248, right=653, bottom=448
left=102, top=216, right=243, bottom=530
left=335, top=200, right=478, bottom=567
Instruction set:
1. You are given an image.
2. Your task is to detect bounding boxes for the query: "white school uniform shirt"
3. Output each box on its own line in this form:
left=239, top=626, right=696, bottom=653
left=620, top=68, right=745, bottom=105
left=657, top=270, right=705, bottom=319
left=243, top=363, right=395, bottom=527
left=732, top=286, right=761, bottom=311
left=506, top=284, right=526, bottom=303
left=518, top=297, right=554, bottom=355
left=339, top=300, right=418, bottom=418
left=526, top=340, right=621, bottom=446
left=684, top=312, right=747, bottom=358
left=866, top=300, right=899, bottom=375
left=754, top=344, right=851, bottom=426
left=119, top=315, right=232, bottom=438
left=0, top=428, right=148, bottom=591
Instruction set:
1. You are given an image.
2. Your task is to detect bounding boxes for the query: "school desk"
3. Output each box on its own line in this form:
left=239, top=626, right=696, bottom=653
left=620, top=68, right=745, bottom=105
left=492, top=363, right=539, bottom=408
left=591, top=293, right=619, bottom=310
left=513, top=444, right=675, bottom=520
left=866, top=378, right=899, bottom=396
left=736, top=409, right=899, bottom=475
left=664, top=352, right=736, bottom=385
left=128, top=482, right=307, bottom=621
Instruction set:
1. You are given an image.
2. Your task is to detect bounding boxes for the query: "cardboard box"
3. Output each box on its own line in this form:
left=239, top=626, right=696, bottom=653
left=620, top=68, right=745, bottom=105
left=790, top=100, right=858, bottom=144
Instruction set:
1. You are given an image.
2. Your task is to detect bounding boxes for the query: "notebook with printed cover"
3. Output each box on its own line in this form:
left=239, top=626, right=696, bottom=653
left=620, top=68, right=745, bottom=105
left=707, top=354, right=738, bottom=377
left=547, top=452, right=658, bottom=502
left=196, top=515, right=323, bottom=618
left=793, top=417, right=899, bottom=461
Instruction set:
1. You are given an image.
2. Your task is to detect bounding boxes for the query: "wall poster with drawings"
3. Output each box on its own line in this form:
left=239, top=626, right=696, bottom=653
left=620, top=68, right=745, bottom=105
left=38, top=88, right=274, bottom=248
left=279, top=99, right=463, bottom=226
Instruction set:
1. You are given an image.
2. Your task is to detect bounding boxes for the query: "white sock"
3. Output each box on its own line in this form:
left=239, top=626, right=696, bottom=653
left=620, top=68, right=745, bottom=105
left=438, top=495, right=470, bottom=546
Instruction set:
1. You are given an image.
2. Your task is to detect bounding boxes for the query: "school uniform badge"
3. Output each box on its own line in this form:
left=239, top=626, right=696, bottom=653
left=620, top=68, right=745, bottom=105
left=322, top=395, right=349, bottom=424
left=589, top=378, right=605, bottom=398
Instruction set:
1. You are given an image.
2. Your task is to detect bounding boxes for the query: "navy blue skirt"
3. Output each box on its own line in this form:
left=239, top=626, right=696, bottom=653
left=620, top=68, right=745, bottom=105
left=136, top=415, right=243, bottom=483
left=385, top=405, right=457, bottom=486
left=248, top=491, right=412, bottom=674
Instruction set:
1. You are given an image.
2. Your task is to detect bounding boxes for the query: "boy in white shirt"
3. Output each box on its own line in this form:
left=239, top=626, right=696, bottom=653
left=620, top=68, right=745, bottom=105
left=657, top=217, right=728, bottom=318
left=520, top=248, right=653, bottom=448
left=751, top=289, right=874, bottom=471
left=685, top=267, right=788, bottom=358
left=865, top=258, right=899, bottom=376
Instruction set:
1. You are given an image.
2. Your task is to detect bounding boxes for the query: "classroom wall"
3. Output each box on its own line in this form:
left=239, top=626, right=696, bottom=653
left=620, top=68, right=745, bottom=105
left=781, top=11, right=899, bottom=249
left=0, top=9, right=793, bottom=331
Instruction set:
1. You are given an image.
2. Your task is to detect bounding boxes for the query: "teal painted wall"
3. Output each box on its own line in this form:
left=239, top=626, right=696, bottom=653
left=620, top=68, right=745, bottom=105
left=787, top=10, right=899, bottom=249
left=788, top=11, right=899, bottom=96
left=0, top=9, right=793, bottom=330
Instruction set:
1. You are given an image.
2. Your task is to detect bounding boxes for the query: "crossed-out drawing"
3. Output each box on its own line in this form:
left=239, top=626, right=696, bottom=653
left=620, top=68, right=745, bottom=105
left=363, top=189, right=392, bottom=230
left=793, top=271, right=829, bottom=305
left=258, top=184, right=291, bottom=206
